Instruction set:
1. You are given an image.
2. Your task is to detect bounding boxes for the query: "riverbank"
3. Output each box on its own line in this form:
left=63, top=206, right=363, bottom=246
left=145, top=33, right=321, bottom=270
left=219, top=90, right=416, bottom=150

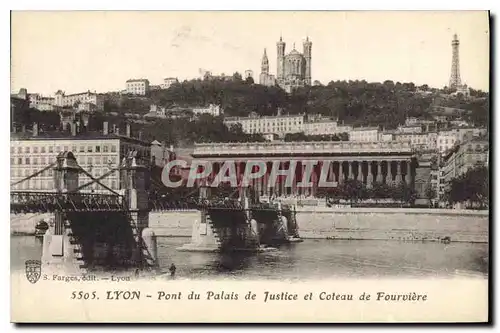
left=11, top=208, right=489, bottom=243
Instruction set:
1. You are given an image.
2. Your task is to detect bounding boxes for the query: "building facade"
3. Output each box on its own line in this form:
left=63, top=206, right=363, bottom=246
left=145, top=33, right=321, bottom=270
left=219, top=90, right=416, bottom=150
left=161, top=77, right=178, bottom=90
left=192, top=104, right=222, bottom=117
left=10, top=124, right=151, bottom=193
left=224, top=114, right=304, bottom=137
left=29, top=94, right=55, bottom=111
left=54, top=90, right=105, bottom=112
left=440, top=138, right=489, bottom=187
left=191, top=141, right=417, bottom=198
left=125, top=79, right=150, bottom=96
left=276, top=36, right=312, bottom=93
left=349, top=127, right=380, bottom=142
left=259, top=36, right=312, bottom=93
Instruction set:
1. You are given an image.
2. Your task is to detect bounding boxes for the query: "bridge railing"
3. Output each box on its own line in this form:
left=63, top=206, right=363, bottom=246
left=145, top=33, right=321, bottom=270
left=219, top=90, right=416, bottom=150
left=10, top=191, right=125, bottom=214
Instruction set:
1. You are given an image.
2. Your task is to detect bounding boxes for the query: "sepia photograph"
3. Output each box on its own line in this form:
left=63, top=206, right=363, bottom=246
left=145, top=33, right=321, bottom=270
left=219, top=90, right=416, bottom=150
left=9, top=10, right=490, bottom=323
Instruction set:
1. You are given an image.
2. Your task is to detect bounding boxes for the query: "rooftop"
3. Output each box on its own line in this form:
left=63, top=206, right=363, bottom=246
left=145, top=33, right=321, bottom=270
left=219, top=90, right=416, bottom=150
left=224, top=114, right=304, bottom=121
left=11, top=131, right=151, bottom=146
left=126, top=79, right=150, bottom=83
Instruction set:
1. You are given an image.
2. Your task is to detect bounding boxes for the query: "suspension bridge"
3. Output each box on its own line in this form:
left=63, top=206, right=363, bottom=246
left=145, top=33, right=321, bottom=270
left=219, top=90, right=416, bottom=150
left=10, top=151, right=301, bottom=273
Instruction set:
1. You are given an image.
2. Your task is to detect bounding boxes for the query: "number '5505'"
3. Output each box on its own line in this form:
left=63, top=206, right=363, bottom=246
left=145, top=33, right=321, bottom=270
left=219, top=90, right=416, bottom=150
left=71, top=291, right=98, bottom=300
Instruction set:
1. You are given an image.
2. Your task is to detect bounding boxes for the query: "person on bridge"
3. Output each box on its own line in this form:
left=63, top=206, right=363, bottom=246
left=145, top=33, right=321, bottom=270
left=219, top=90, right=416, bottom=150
left=169, top=263, right=176, bottom=278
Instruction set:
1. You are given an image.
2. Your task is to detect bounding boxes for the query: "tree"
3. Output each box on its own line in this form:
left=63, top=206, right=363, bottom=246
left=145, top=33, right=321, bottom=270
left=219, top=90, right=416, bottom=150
left=392, top=182, right=417, bottom=205
left=338, top=179, right=365, bottom=203
left=245, top=76, right=254, bottom=85
left=232, top=72, right=243, bottom=82
left=446, top=166, right=489, bottom=208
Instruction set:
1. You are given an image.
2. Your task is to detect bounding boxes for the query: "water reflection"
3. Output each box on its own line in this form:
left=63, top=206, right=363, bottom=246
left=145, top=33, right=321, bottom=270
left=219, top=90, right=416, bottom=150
left=11, top=236, right=488, bottom=279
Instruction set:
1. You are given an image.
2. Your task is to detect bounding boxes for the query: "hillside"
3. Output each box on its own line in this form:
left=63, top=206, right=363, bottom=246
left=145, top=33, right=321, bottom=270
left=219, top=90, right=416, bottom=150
left=12, top=76, right=489, bottom=146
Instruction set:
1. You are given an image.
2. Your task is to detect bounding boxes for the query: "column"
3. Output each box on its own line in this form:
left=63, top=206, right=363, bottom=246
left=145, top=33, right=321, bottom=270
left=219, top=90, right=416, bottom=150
left=268, top=163, right=272, bottom=196
left=395, top=161, right=402, bottom=184
left=376, top=161, right=383, bottom=183
left=311, top=163, right=318, bottom=197
left=329, top=160, right=335, bottom=182
left=338, top=161, right=344, bottom=184
left=366, top=161, right=374, bottom=188
left=386, top=161, right=393, bottom=185
left=279, top=162, right=284, bottom=197
left=357, top=162, right=363, bottom=182
left=348, top=161, right=353, bottom=180
left=405, top=160, right=412, bottom=186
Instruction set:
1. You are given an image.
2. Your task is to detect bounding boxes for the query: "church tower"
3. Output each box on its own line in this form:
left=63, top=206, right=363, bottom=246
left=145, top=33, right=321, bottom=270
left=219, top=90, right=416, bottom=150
left=303, top=36, right=312, bottom=85
left=260, top=48, right=271, bottom=86
left=277, top=36, right=286, bottom=82
left=261, top=48, right=269, bottom=74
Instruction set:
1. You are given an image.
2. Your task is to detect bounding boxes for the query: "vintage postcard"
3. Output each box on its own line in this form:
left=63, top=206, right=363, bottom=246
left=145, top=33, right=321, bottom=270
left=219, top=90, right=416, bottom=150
left=10, top=10, right=489, bottom=323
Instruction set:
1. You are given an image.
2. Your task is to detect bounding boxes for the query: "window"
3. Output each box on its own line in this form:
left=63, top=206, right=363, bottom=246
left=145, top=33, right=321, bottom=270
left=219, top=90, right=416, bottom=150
left=111, top=145, right=117, bottom=153
left=18, top=158, right=22, bottom=165
left=96, top=145, right=101, bottom=153
left=33, top=147, right=38, bottom=153
left=25, top=147, right=30, bottom=153
left=79, top=145, right=85, bottom=153
left=10, top=147, right=14, bottom=154
left=112, top=180, right=117, bottom=189
left=10, top=158, right=14, bottom=165
left=87, top=146, right=93, bottom=153
left=63, top=146, right=69, bottom=152
left=25, top=157, right=30, bottom=165
left=72, top=145, right=77, bottom=152
left=49, top=146, right=53, bottom=153
left=87, top=157, right=93, bottom=165
left=103, top=145, right=109, bottom=152
left=95, top=157, right=101, bottom=165
left=41, top=147, right=46, bottom=153
left=17, top=147, right=22, bottom=154
left=56, top=146, right=61, bottom=153
left=33, top=158, right=38, bottom=165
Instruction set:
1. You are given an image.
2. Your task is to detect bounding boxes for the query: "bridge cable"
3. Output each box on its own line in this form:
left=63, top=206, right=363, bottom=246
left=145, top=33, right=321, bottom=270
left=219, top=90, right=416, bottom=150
left=10, top=162, right=57, bottom=187
left=75, top=166, right=120, bottom=193
left=76, top=164, right=122, bottom=197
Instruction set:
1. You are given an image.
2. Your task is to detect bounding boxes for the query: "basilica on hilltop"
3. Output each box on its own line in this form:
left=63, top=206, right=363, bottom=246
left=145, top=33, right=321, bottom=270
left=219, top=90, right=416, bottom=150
left=259, top=36, right=312, bottom=93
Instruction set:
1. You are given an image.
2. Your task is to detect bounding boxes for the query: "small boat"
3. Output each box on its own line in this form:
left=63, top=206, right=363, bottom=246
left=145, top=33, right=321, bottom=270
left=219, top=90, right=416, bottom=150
left=34, top=220, right=49, bottom=237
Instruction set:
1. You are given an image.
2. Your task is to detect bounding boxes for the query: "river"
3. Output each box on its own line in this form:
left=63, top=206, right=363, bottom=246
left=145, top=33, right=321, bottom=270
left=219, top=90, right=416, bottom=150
left=10, top=236, right=488, bottom=280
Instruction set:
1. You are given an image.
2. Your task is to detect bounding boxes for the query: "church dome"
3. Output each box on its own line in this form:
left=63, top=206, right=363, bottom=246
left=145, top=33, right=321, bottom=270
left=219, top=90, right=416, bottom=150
left=285, top=49, right=303, bottom=59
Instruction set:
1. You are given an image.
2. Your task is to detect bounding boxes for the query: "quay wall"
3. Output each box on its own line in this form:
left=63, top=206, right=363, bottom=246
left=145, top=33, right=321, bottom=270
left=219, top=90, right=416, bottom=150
left=11, top=208, right=489, bottom=243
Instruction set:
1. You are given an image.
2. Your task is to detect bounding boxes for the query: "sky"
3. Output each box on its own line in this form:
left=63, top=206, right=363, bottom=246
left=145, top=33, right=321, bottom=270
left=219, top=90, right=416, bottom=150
left=10, top=11, right=490, bottom=96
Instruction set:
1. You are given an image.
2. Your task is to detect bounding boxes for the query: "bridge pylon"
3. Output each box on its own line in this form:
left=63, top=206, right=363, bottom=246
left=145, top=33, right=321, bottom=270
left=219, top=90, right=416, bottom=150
left=120, top=151, right=158, bottom=269
left=41, top=152, right=84, bottom=274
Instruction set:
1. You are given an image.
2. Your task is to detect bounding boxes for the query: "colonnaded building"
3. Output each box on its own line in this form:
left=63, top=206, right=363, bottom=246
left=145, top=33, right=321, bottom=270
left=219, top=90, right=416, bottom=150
left=191, top=141, right=425, bottom=198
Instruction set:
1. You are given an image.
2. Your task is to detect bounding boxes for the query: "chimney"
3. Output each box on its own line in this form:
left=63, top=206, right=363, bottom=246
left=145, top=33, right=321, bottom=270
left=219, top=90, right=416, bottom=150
left=126, top=123, right=131, bottom=137
left=103, top=121, right=109, bottom=135
left=71, top=122, right=77, bottom=136
left=32, top=123, right=38, bottom=137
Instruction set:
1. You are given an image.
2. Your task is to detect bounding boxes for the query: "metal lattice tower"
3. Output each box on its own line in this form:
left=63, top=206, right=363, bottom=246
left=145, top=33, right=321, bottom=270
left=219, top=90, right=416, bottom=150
left=449, top=34, right=462, bottom=89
